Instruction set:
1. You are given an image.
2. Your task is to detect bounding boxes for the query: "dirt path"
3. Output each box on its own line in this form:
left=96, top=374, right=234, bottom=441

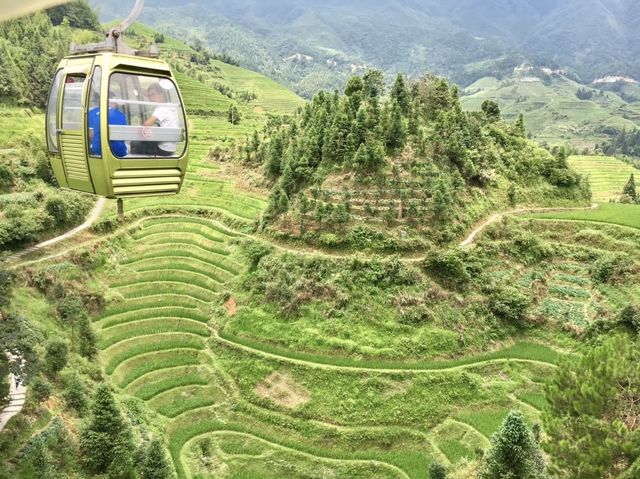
left=3, top=197, right=106, bottom=265
left=459, top=203, right=599, bottom=249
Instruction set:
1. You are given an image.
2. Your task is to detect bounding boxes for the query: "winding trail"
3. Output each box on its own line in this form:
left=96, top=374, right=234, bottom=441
left=459, top=203, right=599, bottom=249
left=3, top=197, right=106, bottom=264
left=0, top=357, right=26, bottom=434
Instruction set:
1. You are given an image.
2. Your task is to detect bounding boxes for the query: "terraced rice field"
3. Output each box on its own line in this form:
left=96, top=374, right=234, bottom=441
left=568, top=155, right=638, bottom=201
left=94, top=214, right=560, bottom=478
left=525, top=202, right=640, bottom=231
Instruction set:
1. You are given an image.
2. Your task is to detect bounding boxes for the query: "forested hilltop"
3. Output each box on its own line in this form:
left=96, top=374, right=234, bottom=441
left=242, top=71, right=590, bottom=251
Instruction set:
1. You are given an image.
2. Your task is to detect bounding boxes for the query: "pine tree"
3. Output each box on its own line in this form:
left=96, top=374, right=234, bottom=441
left=80, top=384, right=134, bottom=475
left=362, top=69, right=385, bottom=100
left=227, top=105, right=241, bottom=125
left=515, top=113, right=526, bottom=136
left=480, top=410, right=546, bottom=479
left=29, top=437, right=56, bottom=479
left=386, top=101, right=407, bottom=153
left=391, top=73, right=411, bottom=115
left=432, top=175, right=454, bottom=221
left=139, top=437, right=172, bottom=479
left=544, top=335, right=640, bottom=478
left=622, top=173, right=637, bottom=202
left=344, top=75, right=365, bottom=113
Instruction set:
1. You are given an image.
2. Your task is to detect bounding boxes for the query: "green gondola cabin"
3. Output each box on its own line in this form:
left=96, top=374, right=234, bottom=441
left=46, top=52, right=189, bottom=198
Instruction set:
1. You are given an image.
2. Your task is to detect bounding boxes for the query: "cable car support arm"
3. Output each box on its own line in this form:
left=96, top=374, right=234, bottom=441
left=70, top=0, right=158, bottom=57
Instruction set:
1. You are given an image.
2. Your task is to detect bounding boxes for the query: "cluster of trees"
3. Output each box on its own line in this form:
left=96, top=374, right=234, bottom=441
left=575, top=88, right=595, bottom=100
left=0, top=13, right=71, bottom=108
left=45, top=0, right=100, bottom=31
left=602, top=128, right=640, bottom=159
left=240, top=70, right=585, bottom=243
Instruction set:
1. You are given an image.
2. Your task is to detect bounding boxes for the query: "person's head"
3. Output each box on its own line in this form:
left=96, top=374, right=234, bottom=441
left=108, top=90, right=119, bottom=109
left=147, top=83, right=166, bottom=103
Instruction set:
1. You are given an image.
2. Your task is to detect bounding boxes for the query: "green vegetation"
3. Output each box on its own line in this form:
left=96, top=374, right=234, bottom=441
left=462, top=73, right=640, bottom=147
left=525, top=202, right=640, bottom=230
left=567, top=155, right=639, bottom=201
left=2, top=6, right=640, bottom=479
left=544, top=335, right=640, bottom=478
left=246, top=71, right=589, bottom=252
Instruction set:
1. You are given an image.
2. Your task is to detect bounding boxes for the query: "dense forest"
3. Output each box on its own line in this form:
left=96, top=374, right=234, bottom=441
left=241, top=71, right=590, bottom=250
left=602, top=128, right=640, bottom=162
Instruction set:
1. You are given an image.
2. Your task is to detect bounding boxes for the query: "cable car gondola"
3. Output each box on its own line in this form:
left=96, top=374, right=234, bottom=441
left=45, top=0, right=189, bottom=213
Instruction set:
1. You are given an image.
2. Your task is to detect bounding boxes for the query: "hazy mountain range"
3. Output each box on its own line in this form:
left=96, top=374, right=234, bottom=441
left=91, top=0, right=640, bottom=97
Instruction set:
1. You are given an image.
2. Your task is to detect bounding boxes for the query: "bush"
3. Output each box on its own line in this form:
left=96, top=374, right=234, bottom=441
left=429, top=462, right=447, bottom=479
left=44, top=339, right=68, bottom=375
left=618, top=305, right=640, bottom=335
left=423, top=249, right=471, bottom=289
left=489, top=285, right=531, bottom=325
left=590, top=253, right=630, bottom=284
left=64, top=374, right=88, bottom=415
left=510, top=232, right=553, bottom=264
left=30, top=376, right=52, bottom=403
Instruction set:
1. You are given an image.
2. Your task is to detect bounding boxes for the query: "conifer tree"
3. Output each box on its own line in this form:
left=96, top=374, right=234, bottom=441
left=480, top=410, right=545, bottom=479
left=29, top=437, right=56, bottom=479
left=515, top=113, right=526, bottom=136
left=362, top=69, right=385, bottom=100
left=544, top=335, right=640, bottom=478
left=138, top=437, right=172, bottom=479
left=344, top=75, right=365, bottom=112
left=622, top=173, right=637, bottom=202
left=386, top=101, right=407, bottom=152
left=391, top=73, right=411, bottom=115
left=80, top=384, right=134, bottom=476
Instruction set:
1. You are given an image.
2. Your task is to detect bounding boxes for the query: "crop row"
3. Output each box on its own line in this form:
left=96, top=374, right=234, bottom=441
left=112, top=349, right=204, bottom=388
left=99, top=318, right=211, bottom=349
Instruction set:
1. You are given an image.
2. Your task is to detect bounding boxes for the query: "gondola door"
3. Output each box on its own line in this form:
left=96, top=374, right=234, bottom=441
left=59, top=73, right=95, bottom=193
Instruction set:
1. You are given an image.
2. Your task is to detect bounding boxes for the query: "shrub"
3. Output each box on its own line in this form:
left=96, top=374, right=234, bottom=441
left=429, top=462, right=447, bottom=479
left=63, top=374, right=88, bottom=415
left=618, top=305, right=640, bottom=335
left=30, top=376, right=52, bottom=403
left=489, top=285, right=531, bottom=325
left=510, top=232, right=553, bottom=264
left=423, top=249, right=471, bottom=289
left=590, top=253, right=630, bottom=284
left=44, top=339, right=68, bottom=375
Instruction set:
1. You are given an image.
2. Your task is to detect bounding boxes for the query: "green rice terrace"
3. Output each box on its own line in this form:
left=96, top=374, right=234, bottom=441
left=567, top=155, right=639, bottom=202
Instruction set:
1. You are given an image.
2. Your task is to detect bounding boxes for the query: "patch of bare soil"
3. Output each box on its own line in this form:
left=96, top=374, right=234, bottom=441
left=223, top=297, right=237, bottom=316
left=255, top=372, right=310, bottom=409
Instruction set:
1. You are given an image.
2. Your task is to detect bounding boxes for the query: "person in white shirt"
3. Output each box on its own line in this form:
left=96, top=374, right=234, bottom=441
left=143, top=82, right=180, bottom=156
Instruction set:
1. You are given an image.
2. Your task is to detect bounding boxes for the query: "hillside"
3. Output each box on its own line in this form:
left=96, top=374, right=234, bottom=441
left=245, top=72, right=591, bottom=252
left=567, top=155, right=638, bottom=202
left=90, top=0, right=640, bottom=97
left=461, top=70, right=640, bottom=147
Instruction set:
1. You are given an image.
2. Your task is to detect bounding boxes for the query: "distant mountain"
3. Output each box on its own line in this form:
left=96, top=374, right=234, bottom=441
left=90, top=0, right=640, bottom=98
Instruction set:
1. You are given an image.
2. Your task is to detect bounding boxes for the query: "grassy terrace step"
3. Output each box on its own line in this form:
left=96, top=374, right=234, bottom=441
left=139, top=217, right=242, bottom=237
left=124, top=365, right=215, bottom=400
left=525, top=203, right=640, bottom=230
left=113, top=283, right=215, bottom=303
left=102, top=334, right=206, bottom=375
left=168, top=410, right=422, bottom=479
left=568, top=155, right=638, bottom=201
left=132, top=227, right=229, bottom=244
left=122, top=250, right=241, bottom=276
left=216, top=331, right=561, bottom=371
left=99, top=318, right=211, bottom=349
left=97, top=306, right=209, bottom=329
left=122, top=260, right=235, bottom=283
left=111, top=269, right=225, bottom=290
left=130, top=233, right=233, bottom=256
left=148, top=384, right=227, bottom=418
left=112, top=349, right=204, bottom=388
left=98, top=298, right=204, bottom=320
